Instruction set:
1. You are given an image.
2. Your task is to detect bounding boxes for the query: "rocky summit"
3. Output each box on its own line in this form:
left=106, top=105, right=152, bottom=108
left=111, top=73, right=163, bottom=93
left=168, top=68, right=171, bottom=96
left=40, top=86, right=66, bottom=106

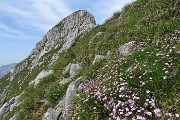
left=0, top=10, right=96, bottom=120
left=0, top=0, right=180, bottom=120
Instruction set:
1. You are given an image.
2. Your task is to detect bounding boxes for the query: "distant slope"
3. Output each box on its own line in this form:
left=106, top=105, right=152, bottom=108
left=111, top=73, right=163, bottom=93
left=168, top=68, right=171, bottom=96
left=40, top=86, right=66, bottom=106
left=0, top=63, right=17, bottom=79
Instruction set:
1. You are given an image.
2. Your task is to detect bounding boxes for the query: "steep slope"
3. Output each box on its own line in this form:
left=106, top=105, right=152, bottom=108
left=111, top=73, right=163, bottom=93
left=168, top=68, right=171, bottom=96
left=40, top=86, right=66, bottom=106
left=0, top=10, right=95, bottom=98
left=67, top=0, right=180, bottom=119
left=0, top=63, right=16, bottom=79
left=0, top=10, right=96, bottom=120
left=0, top=0, right=180, bottom=120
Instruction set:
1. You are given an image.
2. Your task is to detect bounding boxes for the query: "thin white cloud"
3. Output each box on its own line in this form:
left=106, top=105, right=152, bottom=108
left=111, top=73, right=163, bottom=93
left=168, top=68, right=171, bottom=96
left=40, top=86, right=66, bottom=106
left=90, top=0, right=136, bottom=23
left=0, top=0, right=135, bottom=32
left=0, top=0, right=136, bottom=66
left=0, top=23, right=31, bottom=39
left=0, top=3, right=27, bottom=17
left=63, top=0, right=135, bottom=24
left=0, top=0, right=72, bottom=32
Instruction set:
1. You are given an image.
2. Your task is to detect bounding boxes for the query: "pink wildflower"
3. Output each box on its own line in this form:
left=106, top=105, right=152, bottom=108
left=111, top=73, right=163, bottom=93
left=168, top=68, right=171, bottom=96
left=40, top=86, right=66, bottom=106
left=153, top=108, right=161, bottom=117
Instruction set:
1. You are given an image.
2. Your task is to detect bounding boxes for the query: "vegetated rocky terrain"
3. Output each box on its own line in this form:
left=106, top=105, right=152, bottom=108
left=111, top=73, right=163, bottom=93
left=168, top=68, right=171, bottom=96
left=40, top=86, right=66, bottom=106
left=0, top=63, right=17, bottom=79
left=0, top=0, right=179, bottom=119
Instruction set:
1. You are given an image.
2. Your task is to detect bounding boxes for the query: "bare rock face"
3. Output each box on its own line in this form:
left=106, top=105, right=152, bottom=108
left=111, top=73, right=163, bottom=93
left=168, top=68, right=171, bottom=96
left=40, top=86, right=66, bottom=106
left=0, top=95, right=20, bottom=119
left=4, top=10, right=95, bottom=93
left=30, top=10, right=96, bottom=69
left=8, top=10, right=96, bottom=81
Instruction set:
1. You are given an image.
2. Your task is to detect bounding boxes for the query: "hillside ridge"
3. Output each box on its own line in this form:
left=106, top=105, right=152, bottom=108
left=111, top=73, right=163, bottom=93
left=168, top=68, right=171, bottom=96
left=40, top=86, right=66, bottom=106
left=0, top=0, right=180, bottom=119
left=0, top=10, right=96, bottom=120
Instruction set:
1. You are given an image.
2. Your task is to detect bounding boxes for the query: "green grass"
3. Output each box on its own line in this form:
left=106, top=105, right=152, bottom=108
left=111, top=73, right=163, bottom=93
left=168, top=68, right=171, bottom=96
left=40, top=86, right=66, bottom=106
left=47, top=82, right=69, bottom=105
left=0, top=0, right=180, bottom=119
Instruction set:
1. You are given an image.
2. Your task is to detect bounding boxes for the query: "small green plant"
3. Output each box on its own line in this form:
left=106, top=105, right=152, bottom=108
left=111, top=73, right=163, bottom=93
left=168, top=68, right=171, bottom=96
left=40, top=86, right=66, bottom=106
left=63, top=72, right=70, bottom=78
left=77, top=59, right=107, bottom=79
left=23, top=97, right=36, bottom=111
left=47, top=82, right=69, bottom=105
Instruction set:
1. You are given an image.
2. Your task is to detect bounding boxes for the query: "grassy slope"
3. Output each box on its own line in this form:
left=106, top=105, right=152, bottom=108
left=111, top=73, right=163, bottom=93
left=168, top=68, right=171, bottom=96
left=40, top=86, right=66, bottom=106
left=68, top=0, right=180, bottom=119
left=1, top=0, right=180, bottom=119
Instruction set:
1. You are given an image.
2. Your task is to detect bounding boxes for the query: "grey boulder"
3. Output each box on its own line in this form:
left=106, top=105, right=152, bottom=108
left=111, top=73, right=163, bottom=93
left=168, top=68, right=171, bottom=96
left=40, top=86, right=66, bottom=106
left=43, top=108, right=60, bottom=120
left=69, top=64, right=81, bottom=77
left=117, top=41, right=138, bottom=55
left=64, top=77, right=83, bottom=117
left=92, top=55, right=106, bottom=64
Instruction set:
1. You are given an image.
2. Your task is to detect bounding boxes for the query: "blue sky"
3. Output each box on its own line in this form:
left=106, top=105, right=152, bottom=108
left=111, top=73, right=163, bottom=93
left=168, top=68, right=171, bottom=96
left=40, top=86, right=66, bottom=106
left=0, top=0, right=135, bottom=66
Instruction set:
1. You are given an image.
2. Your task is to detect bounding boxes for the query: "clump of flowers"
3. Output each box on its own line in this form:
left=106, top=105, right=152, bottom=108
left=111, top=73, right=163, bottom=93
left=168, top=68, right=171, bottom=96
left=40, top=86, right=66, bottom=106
left=72, top=30, right=180, bottom=120
left=82, top=77, right=165, bottom=120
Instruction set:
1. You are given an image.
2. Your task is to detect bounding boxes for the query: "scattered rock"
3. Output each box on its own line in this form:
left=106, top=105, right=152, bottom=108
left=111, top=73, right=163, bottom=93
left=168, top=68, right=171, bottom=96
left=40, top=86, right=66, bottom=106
left=42, top=108, right=60, bottom=120
left=29, top=10, right=96, bottom=69
left=0, top=95, right=20, bottom=119
left=106, top=51, right=112, bottom=57
left=9, top=113, right=18, bottom=120
left=0, top=91, right=6, bottom=105
left=77, top=83, right=84, bottom=92
left=89, top=32, right=104, bottom=45
left=63, top=63, right=72, bottom=74
left=69, top=64, right=81, bottom=77
left=9, top=61, right=28, bottom=81
left=0, top=103, right=10, bottom=119
left=91, top=32, right=104, bottom=40
left=59, top=78, right=71, bottom=85
left=64, top=77, right=83, bottom=117
left=117, top=41, right=138, bottom=55
left=96, top=32, right=104, bottom=36
left=10, top=96, right=20, bottom=111
left=33, top=70, right=53, bottom=87
left=92, top=55, right=106, bottom=64
left=55, top=99, right=65, bottom=114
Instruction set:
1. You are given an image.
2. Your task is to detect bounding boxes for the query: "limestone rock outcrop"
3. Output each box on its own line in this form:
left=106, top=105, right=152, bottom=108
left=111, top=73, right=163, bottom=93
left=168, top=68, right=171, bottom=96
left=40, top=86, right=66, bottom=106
left=30, top=10, right=96, bottom=69
left=0, top=95, right=20, bottom=119
left=64, top=77, right=83, bottom=117
left=42, top=77, right=84, bottom=119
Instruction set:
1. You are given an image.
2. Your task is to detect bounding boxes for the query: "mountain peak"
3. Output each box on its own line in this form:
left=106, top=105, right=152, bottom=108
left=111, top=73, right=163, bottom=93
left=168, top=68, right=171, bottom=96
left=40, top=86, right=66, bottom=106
left=8, top=10, right=96, bottom=81
left=29, top=10, right=96, bottom=69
